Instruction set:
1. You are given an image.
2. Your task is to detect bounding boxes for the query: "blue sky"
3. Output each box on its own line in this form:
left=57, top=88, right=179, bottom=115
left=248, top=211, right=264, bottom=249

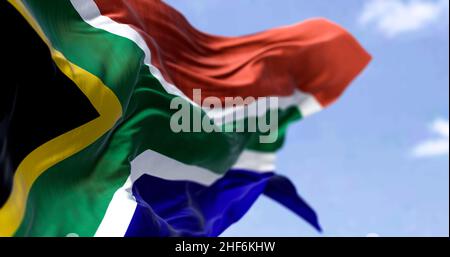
left=165, top=0, right=449, bottom=237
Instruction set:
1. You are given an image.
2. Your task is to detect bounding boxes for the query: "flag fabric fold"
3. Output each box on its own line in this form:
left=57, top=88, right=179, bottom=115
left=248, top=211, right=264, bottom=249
left=0, top=0, right=370, bottom=237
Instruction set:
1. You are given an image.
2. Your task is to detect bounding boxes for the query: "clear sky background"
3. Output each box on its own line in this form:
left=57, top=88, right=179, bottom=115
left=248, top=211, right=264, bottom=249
left=165, top=0, right=449, bottom=237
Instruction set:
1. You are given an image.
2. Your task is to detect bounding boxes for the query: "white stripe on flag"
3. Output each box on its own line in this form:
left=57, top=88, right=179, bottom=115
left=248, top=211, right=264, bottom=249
left=71, top=0, right=323, bottom=236
left=69, top=0, right=324, bottom=122
left=69, top=0, right=190, bottom=101
left=232, top=150, right=276, bottom=172
left=130, top=149, right=277, bottom=187
left=94, top=178, right=137, bottom=237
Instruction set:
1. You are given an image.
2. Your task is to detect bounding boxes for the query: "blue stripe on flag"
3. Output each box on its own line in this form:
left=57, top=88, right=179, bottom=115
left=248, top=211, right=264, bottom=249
left=125, top=169, right=321, bottom=237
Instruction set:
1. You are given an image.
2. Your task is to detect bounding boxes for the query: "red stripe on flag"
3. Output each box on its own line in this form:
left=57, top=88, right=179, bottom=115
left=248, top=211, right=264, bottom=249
left=94, top=0, right=371, bottom=107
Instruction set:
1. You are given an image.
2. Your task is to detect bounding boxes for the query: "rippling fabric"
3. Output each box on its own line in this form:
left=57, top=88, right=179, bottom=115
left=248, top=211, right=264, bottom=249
left=1, top=0, right=370, bottom=237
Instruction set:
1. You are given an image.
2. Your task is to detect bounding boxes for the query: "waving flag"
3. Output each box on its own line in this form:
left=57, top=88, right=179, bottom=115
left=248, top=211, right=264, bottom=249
left=0, top=0, right=370, bottom=237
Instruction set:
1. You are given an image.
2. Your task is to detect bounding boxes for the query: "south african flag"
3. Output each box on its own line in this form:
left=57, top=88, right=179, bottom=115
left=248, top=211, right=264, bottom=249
left=0, top=0, right=370, bottom=237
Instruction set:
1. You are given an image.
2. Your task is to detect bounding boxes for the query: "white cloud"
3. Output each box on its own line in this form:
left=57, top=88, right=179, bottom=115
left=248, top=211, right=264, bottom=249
left=359, top=0, right=449, bottom=37
left=412, top=118, right=449, bottom=158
